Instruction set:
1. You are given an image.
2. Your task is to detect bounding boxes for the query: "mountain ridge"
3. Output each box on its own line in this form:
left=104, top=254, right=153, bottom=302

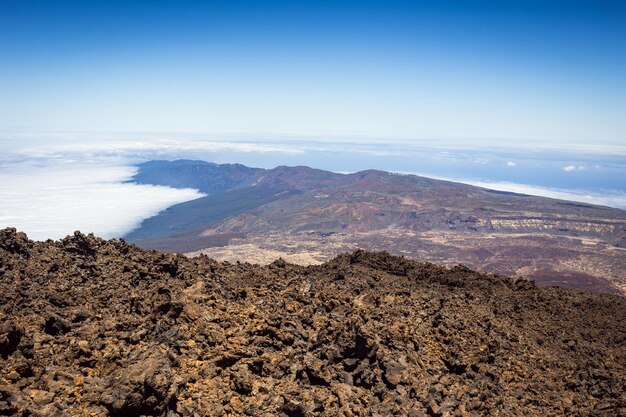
left=126, top=160, right=626, bottom=295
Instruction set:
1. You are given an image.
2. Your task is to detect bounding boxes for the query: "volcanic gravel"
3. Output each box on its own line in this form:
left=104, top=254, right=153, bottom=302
left=0, top=228, right=625, bottom=416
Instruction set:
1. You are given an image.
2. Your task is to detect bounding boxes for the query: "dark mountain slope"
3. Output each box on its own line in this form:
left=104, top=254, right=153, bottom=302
left=129, top=162, right=626, bottom=245
left=125, top=183, right=301, bottom=252
left=1, top=228, right=625, bottom=416
left=130, top=159, right=264, bottom=194
left=125, top=160, right=626, bottom=295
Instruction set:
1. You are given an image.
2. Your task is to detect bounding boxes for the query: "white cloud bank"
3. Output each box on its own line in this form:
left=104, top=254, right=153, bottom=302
left=398, top=172, right=626, bottom=209
left=0, top=163, right=204, bottom=241
left=454, top=179, right=626, bottom=209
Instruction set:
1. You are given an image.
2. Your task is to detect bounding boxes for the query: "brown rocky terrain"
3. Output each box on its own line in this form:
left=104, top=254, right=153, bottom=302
left=2, top=229, right=626, bottom=416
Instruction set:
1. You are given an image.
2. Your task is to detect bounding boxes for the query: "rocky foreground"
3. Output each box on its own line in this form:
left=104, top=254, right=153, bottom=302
left=0, top=228, right=625, bottom=417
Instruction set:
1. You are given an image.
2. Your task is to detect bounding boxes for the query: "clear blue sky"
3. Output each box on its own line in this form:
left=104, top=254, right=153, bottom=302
left=1, top=0, right=625, bottom=145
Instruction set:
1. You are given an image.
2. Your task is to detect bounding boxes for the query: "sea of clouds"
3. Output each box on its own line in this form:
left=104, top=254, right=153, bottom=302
left=0, top=133, right=624, bottom=241
left=0, top=161, right=204, bottom=240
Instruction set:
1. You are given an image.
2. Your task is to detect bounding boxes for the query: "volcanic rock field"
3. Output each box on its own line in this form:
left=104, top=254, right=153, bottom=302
left=1, top=228, right=625, bottom=416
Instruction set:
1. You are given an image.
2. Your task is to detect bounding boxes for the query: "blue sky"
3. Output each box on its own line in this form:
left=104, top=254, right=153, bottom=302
left=1, top=0, right=625, bottom=144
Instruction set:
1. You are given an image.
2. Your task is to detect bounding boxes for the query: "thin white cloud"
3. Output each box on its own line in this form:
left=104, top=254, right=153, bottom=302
left=506, top=161, right=517, bottom=167
left=3, top=129, right=626, bottom=156
left=0, top=163, right=204, bottom=241
left=14, top=139, right=306, bottom=158
left=462, top=180, right=626, bottom=208
left=563, top=165, right=587, bottom=172
left=5, top=129, right=626, bottom=158
left=398, top=171, right=626, bottom=209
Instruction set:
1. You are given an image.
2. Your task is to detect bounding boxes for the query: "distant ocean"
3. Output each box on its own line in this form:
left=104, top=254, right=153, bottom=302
left=0, top=134, right=624, bottom=240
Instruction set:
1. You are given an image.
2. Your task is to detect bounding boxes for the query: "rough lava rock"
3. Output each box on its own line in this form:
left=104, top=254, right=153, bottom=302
left=0, top=228, right=625, bottom=416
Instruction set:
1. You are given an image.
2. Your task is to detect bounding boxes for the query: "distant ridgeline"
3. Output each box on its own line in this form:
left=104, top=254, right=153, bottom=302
left=126, top=159, right=626, bottom=296
left=129, top=159, right=264, bottom=195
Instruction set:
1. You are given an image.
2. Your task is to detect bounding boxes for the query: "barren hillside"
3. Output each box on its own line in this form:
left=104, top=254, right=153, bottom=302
left=1, top=228, right=625, bottom=416
left=126, top=160, right=626, bottom=295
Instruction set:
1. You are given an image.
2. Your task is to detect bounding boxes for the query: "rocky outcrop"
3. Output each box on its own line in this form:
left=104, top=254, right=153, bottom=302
left=0, top=228, right=625, bottom=416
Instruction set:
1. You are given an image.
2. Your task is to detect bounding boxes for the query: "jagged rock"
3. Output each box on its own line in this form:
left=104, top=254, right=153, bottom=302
left=26, top=389, right=55, bottom=407
left=43, top=315, right=70, bottom=336
left=0, top=227, right=31, bottom=255
left=0, top=322, right=23, bottom=358
left=0, top=229, right=625, bottom=416
left=98, top=349, right=179, bottom=416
